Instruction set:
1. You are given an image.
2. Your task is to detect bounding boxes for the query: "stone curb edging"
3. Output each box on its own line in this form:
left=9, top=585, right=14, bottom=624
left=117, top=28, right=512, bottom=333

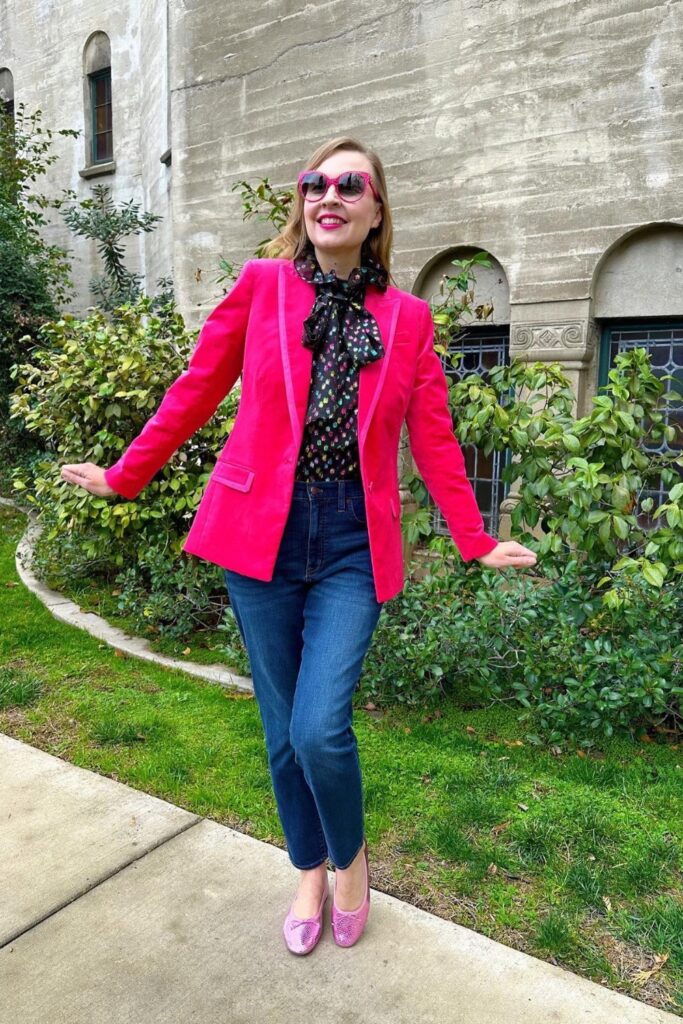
left=1, top=497, right=254, bottom=694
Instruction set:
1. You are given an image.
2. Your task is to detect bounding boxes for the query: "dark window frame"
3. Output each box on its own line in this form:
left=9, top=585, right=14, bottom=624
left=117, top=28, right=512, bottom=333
left=89, top=67, right=113, bottom=164
left=431, top=323, right=512, bottom=537
left=598, top=318, right=683, bottom=523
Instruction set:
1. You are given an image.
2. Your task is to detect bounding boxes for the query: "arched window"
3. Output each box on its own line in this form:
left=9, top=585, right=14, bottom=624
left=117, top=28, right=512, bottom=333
left=82, top=32, right=113, bottom=170
left=593, top=223, right=683, bottom=519
left=0, top=67, right=14, bottom=118
left=415, top=248, right=512, bottom=535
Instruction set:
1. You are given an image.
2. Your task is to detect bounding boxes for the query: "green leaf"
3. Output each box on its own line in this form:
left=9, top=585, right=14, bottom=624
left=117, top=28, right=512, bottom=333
left=642, top=562, right=664, bottom=588
left=612, top=515, right=629, bottom=540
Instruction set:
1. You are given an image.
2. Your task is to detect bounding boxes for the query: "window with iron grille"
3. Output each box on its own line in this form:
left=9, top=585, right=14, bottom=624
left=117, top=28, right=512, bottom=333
left=89, top=68, right=113, bottom=163
left=598, top=321, right=683, bottom=526
left=430, top=324, right=511, bottom=536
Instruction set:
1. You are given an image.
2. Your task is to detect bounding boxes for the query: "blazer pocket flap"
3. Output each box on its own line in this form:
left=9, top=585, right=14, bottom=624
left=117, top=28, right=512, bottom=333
left=212, top=462, right=254, bottom=492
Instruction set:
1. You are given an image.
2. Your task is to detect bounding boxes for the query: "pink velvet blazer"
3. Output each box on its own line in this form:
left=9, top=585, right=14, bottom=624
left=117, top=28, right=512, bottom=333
left=104, top=257, right=498, bottom=602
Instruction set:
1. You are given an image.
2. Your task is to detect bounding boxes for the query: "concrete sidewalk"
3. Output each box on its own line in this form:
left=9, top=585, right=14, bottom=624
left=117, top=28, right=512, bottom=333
left=0, top=733, right=678, bottom=1024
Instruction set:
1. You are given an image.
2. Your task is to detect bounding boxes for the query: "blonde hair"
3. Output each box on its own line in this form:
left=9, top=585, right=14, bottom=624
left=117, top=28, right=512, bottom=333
left=262, top=136, right=395, bottom=283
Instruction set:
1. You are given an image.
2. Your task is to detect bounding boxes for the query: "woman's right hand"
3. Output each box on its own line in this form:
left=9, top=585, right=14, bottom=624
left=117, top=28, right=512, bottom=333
left=60, top=462, right=117, bottom=497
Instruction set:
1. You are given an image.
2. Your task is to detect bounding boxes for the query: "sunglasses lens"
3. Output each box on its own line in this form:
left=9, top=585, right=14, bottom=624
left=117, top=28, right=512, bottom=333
left=299, top=171, right=370, bottom=201
left=300, top=172, right=327, bottom=199
left=338, top=172, right=366, bottom=199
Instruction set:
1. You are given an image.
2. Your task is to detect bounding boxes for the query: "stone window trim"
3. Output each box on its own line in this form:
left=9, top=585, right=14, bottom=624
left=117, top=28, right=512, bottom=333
left=82, top=31, right=113, bottom=171
left=79, top=160, right=116, bottom=179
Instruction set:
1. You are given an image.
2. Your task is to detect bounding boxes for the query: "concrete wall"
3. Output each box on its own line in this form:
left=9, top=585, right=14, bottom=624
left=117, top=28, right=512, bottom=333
left=3, top=0, right=682, bottom=401
left=167, top=1, right=681, bottom=306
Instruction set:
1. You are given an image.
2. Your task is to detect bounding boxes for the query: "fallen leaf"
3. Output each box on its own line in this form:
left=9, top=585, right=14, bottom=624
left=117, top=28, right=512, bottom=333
left=466, top=726, right=476, bottom=734
left=182, top=647, right=192, bottom=655
left=487, top=863, right=498, bottom=875
left=518, top=803, right=529, bottom=812
left=602, top=895, right=612, bottom=913
left=631, top=953, right=669, bottom=987
left=491, top=821, right=511, bottom=835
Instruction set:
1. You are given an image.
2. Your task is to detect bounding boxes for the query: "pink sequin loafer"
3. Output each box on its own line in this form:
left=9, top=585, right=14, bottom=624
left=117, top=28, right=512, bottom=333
left=282, top=877, right=330, bottom=955
left=331, top=838, right=370, bottom=947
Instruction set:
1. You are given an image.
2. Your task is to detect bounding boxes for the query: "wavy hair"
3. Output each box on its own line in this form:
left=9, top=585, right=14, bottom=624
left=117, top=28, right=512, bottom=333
left=262, top=136, right=394, bottom=282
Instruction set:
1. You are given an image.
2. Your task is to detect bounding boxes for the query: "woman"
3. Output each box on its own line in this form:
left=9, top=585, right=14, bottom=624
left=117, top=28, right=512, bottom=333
left=61, top=135, right=537, bottom=955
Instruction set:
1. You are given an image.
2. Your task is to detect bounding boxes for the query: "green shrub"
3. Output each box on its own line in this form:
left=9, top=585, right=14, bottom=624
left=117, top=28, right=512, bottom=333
left=113, top=547, right=225, bottom=640
left=10, top=296, right=240, bottom=634
left=384, top=347, right=682, bottom=744
left=363, top=547, right=682, bottom=747
left=0, top=104, right=77, bottom=480
left=404, top=348, right=683, bottom=603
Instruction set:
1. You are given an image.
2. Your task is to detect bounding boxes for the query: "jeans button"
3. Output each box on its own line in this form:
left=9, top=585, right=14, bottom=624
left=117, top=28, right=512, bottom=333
left=311, top=486, right=321, bottom=495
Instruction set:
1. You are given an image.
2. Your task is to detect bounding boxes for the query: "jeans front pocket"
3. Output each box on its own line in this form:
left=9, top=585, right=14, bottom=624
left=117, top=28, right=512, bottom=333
left=346, top=493, right=368, bottom=525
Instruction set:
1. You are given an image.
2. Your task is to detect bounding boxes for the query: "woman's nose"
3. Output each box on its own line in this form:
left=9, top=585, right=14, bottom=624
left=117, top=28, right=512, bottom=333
left=320, top=183, right=341, bottom=202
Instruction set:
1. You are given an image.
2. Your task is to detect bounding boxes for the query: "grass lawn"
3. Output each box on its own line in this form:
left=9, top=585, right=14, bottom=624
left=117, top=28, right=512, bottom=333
left=1, top=503, right=681, bottom=1015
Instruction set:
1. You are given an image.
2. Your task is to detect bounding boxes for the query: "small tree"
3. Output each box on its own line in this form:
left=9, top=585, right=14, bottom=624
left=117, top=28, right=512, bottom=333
left=216, top=177, right=293, bottom=287
left=61, top=183, right=164, bottom=311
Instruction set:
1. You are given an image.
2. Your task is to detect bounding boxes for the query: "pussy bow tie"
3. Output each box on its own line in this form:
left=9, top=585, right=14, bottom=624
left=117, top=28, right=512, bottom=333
left=295, top=247, right=388, bottom=369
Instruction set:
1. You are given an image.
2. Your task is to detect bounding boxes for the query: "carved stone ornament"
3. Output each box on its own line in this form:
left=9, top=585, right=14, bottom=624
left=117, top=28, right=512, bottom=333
left=511, top=320, right=598, bottom=361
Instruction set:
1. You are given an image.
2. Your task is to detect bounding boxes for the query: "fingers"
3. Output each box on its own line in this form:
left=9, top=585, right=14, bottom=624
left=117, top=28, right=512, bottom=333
left=60, top=463, right=101, bottom=493
left=60, top=465, right=91, bottom=485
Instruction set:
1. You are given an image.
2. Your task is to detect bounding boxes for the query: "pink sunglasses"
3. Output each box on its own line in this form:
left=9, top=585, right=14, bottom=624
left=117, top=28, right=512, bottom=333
left=297, top=169, right=381, bottom=203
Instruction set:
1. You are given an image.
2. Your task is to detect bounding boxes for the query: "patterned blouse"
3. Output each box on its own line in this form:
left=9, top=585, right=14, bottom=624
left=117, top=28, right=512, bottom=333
left=293, top=241, right=389, bottom=481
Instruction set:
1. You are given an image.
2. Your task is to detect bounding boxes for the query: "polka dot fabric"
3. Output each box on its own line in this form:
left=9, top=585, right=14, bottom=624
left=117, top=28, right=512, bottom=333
left=293, top=240, right=389, bottom=482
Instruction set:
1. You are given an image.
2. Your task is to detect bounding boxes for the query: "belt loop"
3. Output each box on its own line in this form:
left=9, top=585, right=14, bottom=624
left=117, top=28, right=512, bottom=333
left=338, top=479, right=346, bottom=511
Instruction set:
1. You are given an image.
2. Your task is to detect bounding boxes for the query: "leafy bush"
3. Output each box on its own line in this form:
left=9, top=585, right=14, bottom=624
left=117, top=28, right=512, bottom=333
left=363, top=546, right=682, bottom=747
left=404, top=348, right=683, bottom=603
left=0, top=104, right=77, bottom=481
left=112, top=547, right=225, bottom=640
left=10, top=296, right=240, bottom=633
left=369, top=345, right=682, bottom=744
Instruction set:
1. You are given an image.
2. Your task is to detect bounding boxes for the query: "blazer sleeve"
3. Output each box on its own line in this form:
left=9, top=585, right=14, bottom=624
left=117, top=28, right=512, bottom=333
left=103, top=259, right=256, bottom=500
left=404, top=300, right=499, bottom=562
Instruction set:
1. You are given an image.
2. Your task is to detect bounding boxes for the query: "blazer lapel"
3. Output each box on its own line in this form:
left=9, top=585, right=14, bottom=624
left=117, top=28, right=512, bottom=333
left=277, top=261, right=401, bottom=452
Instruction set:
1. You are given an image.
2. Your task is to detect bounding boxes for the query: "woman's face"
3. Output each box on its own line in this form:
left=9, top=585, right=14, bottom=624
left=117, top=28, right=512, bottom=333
left=301, top=149, right=383, bottom=265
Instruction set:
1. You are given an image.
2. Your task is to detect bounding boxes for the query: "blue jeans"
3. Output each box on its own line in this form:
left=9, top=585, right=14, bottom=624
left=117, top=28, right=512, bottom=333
left=223, top=479, right=384, bottom=870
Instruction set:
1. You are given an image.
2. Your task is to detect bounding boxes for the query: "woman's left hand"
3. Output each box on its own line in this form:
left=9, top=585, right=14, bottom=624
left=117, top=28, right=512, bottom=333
left=477, top=540, right=537, bottom=569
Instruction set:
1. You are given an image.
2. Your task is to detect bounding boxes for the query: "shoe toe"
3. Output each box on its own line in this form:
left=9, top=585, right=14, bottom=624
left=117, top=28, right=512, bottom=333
left=283, top=915, right=322, bottom=954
